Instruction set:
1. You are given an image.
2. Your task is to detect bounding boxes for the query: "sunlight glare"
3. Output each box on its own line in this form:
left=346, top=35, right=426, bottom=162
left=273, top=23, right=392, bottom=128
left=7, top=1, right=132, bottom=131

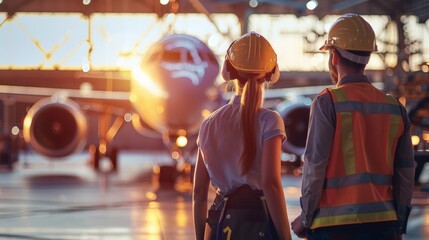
left=176, top=136, right=188, bottom=148
left=80, top=82, right=92, bottom=96
left=171, top=150, right=180, bottom=160
left=201, top=109, right=211, bottom=118
left=412, top=135, right=420, bottom=146
left=208, top=34, right=220, bottom=48
left=82, top=62, right=91, bottom=72
left=175, top=201, right=188, bottom=227
left=129, top=93, right=137, bottom=103
left=132, top=66, right=168, bottom=98
left=124, top=113, right=132, bottom=122
left=423, top=131, right=429, bottom=142
left=11, top=126, right=20, bottom=136
left=23, top=117, right=32, bottom=132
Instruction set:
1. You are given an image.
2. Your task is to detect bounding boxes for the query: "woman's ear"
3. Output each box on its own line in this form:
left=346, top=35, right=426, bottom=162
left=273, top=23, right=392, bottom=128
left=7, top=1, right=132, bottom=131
left=268, top=64, right=280, bottom=84
left=221, top=60, right=238, bottom=81
left=221, top=60, right=231, bottom=81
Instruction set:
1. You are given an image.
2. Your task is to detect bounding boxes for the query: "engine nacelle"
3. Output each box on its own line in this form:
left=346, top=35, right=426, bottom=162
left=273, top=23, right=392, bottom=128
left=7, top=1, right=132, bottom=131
left=277, top=98, right=311, bottom=156
left=23, top=95, right=87, bottom=158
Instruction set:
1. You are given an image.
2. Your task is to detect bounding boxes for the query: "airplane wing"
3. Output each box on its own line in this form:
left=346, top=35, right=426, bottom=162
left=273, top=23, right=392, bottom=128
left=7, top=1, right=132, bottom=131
left=0, top=69, right=159, bottom=172
left=0, top=84, right=131, bottom=114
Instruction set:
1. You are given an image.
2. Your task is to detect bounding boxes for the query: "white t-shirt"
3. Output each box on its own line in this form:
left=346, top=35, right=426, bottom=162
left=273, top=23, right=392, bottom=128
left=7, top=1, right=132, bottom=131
left=197, top=95, right=286, bottom=194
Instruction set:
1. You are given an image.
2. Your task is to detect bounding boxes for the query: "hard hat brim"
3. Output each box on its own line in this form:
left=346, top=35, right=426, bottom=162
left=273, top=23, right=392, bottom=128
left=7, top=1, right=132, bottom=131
left=319, top=44, right=329, bottom=51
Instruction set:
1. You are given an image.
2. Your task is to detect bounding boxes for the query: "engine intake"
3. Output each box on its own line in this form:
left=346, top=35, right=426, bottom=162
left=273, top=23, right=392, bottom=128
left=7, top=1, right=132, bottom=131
left=277, top=99, right=311, bottom=156
left=23, top=96, right=87, bottom=158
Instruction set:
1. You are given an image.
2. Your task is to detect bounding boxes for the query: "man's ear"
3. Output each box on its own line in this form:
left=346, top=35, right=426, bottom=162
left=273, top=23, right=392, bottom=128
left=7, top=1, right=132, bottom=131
left=331, top=50, right=340, bottom=66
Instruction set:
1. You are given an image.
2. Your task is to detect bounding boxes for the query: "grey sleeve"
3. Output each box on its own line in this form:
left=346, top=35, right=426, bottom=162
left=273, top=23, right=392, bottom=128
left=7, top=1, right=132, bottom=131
left=262, top=111, right=286, bottom=143
left=299, top=92, right=335, bottom=228
left=393, top=104, right=415, bottom=234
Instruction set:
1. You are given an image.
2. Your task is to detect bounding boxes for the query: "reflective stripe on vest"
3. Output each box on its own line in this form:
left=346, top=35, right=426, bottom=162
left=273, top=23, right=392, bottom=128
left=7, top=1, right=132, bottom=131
left=310, top=83, right=404, bottom=229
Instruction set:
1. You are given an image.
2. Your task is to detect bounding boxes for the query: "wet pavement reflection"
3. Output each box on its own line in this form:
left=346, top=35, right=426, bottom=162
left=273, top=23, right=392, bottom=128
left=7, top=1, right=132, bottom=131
left=0, top=151, right=428, bottom=240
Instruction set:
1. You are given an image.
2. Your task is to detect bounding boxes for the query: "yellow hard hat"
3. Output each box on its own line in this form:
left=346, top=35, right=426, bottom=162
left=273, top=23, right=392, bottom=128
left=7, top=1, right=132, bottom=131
left=222, top=31, right=279, bottom=83
left=320, top=13, right=377, bottom=64
left=226, top=31, right=277, bottom=74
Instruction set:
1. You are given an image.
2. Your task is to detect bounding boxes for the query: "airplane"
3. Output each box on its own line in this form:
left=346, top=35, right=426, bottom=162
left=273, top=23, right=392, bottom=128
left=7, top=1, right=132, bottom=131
left=0, top=33, right=314, bottom=182
left=0, top=34, right=220, bottom=181
left=128, top=33, right=221, bottom=181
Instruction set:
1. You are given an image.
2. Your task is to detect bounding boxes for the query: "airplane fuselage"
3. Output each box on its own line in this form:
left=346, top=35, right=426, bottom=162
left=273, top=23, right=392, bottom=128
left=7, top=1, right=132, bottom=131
left=130, top=34, right=220, bottom=144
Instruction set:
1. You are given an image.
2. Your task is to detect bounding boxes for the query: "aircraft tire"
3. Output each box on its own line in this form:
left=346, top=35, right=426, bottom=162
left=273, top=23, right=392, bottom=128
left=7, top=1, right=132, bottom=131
left=109, top=148, right=118, bottom=172
left=88, top=144, right=100, bottom=171
left=158, top=166, right=177, bottom=184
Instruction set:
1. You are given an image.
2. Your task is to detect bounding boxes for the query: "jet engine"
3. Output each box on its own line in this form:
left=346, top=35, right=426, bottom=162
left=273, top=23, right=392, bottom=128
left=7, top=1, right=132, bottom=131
left=277, top=98, right=311, bottom=157
left=23, top=95, right=87, bottom=158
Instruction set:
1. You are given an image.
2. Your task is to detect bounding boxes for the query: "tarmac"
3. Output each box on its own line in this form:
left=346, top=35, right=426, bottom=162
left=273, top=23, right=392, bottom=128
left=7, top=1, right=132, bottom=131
left=0, top=151, right=428, bottom=240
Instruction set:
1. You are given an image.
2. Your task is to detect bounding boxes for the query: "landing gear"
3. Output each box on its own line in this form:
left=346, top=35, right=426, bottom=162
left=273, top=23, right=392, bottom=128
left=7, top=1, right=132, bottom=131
left=0, top=135, right=19, bottom=171
left=87, top=106, right=124, bottom=173
left=158, top=165, right=178, bottom=184
left=153, top=149, right=195, bottom=191
left=87, top=144, right=118, bottom=172
left=155, top=163, right=194, bottom=192
left=281, top=153, right=303, bottom=175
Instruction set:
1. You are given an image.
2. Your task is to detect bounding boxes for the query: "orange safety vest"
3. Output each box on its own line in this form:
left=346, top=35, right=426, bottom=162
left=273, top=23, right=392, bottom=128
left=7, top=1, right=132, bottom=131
left=311, top=82, right=404, bottom=229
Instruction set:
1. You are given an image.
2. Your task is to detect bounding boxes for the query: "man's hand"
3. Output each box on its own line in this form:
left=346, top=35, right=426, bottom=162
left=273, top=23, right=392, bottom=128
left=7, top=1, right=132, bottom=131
left=291, top=215, right=307, bottom=238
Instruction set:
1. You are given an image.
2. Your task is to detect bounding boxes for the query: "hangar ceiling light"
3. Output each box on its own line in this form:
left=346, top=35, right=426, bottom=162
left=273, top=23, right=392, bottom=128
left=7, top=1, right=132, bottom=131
left=306, top=0, right=318, bottom=10
left=249, top=0, right=258, bottom=8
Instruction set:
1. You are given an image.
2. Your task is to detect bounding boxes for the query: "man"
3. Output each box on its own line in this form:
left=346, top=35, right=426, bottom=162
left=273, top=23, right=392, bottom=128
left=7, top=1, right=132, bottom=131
left=291, top=13, right=415, bottom=240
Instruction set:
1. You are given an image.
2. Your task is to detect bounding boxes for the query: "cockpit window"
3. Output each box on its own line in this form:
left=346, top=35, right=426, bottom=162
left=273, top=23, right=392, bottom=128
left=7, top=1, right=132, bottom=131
left=161, top=50, right=182, bottom=62
left=198, top=51, right=218, bottom=65
left=185, top=52, right=194, bottom=63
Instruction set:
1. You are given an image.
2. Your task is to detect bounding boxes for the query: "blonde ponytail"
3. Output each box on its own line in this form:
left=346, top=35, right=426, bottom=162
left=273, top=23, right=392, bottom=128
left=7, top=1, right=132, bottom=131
left=240, top=78, right=263, bottom=175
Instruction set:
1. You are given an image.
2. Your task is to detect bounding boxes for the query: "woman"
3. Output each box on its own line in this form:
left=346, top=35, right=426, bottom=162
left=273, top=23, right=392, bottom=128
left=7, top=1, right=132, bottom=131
left=193, top=31, right=292, bottom=240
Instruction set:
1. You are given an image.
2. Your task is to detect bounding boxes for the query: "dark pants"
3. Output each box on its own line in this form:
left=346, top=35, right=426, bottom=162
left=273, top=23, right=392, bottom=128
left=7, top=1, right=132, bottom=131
left=307, top=221, right=402, bottom=240
left=206, top=185, right=278, bottom=240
